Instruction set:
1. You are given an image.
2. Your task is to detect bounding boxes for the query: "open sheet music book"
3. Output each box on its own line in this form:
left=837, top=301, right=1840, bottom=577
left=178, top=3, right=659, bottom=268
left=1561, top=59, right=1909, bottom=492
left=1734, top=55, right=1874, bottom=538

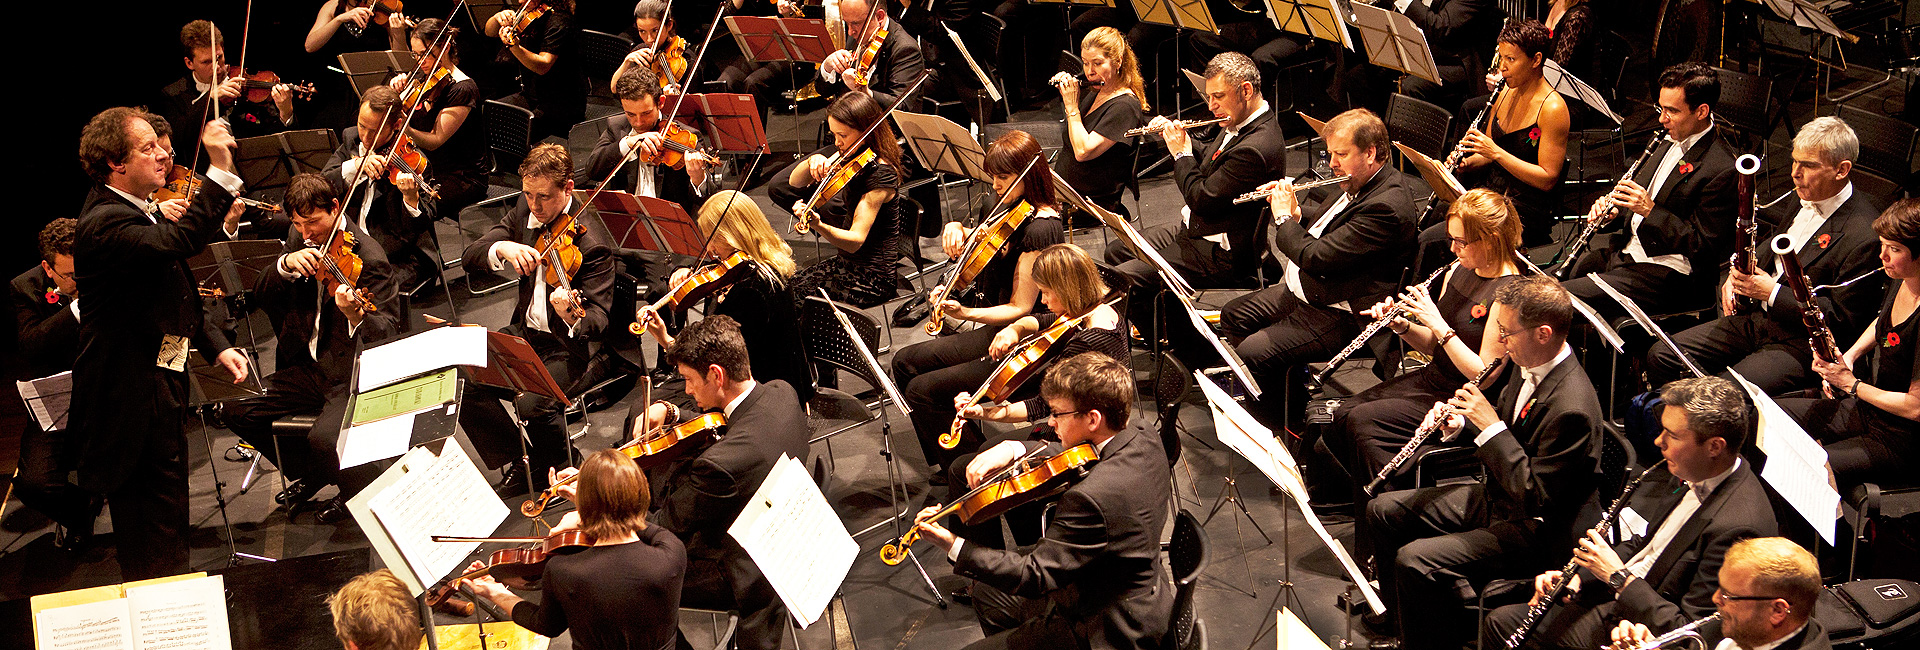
left=729, top=454, right=858, bottom=628
left=1347, top=3, right=1441, bottom=84
left=1393, top=142, right=1466, bottom=202
left=1729, top=371, right=1840, bottom=544
left=1268, top=0, right=1355, bottom=50
left=357, top=325, right=489, bottom=393
left=32, top=574, right=232, bottom=650
left=352, top=441, right=510, bottom=595
left=17, top=370, right=72, bottom=431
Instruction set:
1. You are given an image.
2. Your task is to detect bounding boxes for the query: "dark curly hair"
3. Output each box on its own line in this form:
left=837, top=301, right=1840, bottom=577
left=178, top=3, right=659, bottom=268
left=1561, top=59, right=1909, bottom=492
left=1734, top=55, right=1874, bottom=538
left=39, top=218, right=77, bottom=263
left=1498, top=19, right=1551, bottom=59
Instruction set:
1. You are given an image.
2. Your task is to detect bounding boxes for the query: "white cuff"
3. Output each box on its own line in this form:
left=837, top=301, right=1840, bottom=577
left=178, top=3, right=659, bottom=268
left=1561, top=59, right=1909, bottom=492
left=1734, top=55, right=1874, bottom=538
left=947, top=538, right=964, bottom=563
left=820, top=65, right=839, bottom=83
left=402, top=198, right=423, bottom=219
left=488, top=242, right=513, bottom=273
left=277, top=254, right=301, bottom=280
left=347, top=319, right=362, bottom=338
left=68, top=299, right=80, bottom=321
left=1474, top=421, right=1509, bottom=447
left=618, top=135, right=636, bottom=158
left=204, top=167, right=245, bottom=196
left=1766, top=284, right=1781, bottom=308
left=1172, top=151, right=1193, bottom=161
left=341, top=158, right=363, bottom=185
left=222, top=221, right=240, bottom=240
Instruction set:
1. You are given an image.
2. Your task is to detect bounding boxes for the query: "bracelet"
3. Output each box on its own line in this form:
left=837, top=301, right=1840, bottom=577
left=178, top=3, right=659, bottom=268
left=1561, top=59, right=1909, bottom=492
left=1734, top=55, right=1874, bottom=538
left=653, top=400, right=682, bottom=425
left=1437, top=330, right=1458, bottom=347
left=1850, top=379, right=1863, bottom=397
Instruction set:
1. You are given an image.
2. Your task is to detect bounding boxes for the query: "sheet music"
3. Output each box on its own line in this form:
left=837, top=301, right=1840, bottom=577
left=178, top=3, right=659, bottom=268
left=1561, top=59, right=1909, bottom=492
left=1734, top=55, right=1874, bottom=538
left=367, top=443, right=510, bottom=588
left=1729, top=371, right=1840, bottom=544
left=1269, top=0, right=1355, bottom=50
left=1199, top=373, right=1384, bottom=615
left=17, top=370, right=73, bottom=431
left=34, top=598, right=135, bottom=650
left=357, top=325, right=489, bottom=393
left=124, top=575, right=232, bottom=650
left=728, top=455, right=858, bottom=628
left=1051, top=170, right=1198, bottom=298
left=941, top=22, right=1002, bottom=103
left=339, top=412, right=418, bottom=469
left=1173, top=291, right=1264, bottom=398
left=1392, top=142, right=1466, bottom=201
left=1587, top=274, right=1707, bottom=378
left=1276, top=607, right=1333, bottom=650
left=1515, top=254, right=1624, bottom=352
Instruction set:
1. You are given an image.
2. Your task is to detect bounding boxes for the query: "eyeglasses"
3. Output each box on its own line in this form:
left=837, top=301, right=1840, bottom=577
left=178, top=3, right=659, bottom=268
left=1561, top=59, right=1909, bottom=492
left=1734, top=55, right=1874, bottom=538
left=1047, top=409, right=1087, bottom=423
left=1715, top=587, right=1783, bottom=603
left=1495, top=324, right=1515, bottom=342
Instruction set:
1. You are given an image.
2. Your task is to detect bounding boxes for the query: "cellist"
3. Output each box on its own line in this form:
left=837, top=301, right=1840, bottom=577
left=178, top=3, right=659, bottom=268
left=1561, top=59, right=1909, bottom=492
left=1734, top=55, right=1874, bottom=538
left=223, top=173, right=401, bottom=523
left=459, top=144, right=616, bottom=499
left=321, top=85, right=438, bottom=293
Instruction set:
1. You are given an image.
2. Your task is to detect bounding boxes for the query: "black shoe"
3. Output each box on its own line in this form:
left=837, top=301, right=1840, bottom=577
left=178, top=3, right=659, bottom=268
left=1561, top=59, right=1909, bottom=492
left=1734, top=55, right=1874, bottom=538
left=314, top=497, right=351, bottom=525
left=275, top=479, right=322, bottom=506
left=495, top=464, right=532, bottom=499
left=53, top=522, right=92, bottom=551
left=1366, top=639, right=1402, bottom=650
left=947, top=580, right=973, bottom=606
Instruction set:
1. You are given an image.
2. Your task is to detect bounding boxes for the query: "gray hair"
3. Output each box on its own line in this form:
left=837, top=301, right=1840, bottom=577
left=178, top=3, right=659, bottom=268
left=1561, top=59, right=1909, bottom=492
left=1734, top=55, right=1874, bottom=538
left=1658, top=376, right=1748, bottom=451
left=1203, top=52, right=1260, bottom=89
left=1792, top=116, right=1859, bottom=168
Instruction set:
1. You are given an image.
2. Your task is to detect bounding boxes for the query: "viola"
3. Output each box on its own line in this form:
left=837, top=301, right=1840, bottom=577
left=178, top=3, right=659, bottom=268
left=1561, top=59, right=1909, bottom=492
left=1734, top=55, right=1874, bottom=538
left=879, top=443, right=1099, bottom=565
left=398, top=64, right=451, bottom=113
left=790, top=149, right=876, bottom=234
left=653, top=35, right=689, bottom=89
left=840, top=8, right=888, bottom=86
left=642, top=118, right=705, bottom=170
left=942, top=297, right=1115, bottom=449
left=499, top=0, right=550, bottom=47
left=926, top=200, right=1038, bottom=335
left=628, top=252, right=756, bottom=337
left=423, top=529, right=593, bottom=609
left=343, top=0, right=405, bottom=39
left=222, top=66, right=317, bottom=104
left=520, top=412, right=728, bottom=517
left=532, top=213, right=588, bottom=320
left=381, top=136, right=442, bottom=199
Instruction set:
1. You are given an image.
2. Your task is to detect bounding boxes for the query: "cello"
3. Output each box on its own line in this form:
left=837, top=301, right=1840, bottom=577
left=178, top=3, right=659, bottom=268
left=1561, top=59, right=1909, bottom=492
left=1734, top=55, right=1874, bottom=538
left=880, top=442, right=1099, bottom=565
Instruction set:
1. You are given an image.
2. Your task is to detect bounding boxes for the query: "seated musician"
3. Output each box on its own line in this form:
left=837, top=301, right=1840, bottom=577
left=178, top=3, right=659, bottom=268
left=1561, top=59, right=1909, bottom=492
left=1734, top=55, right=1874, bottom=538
left=10, top=219, right=97, bottom=549
left=1563, top=63, right=1740, bottom=318
left=1105, top=52, right=1283, bottom=345
left=1775, top=198, right=1920, bottom=490
left=1649, top=117, right=1884, bottom=394
left=1362, top=274, right=1602, bottom=650
left=914, top=352, right=1173, bottom=650
left=484, top=0, right=586, bottom=139
left=1051, top=27, right=1146, bottom=219
left=464, top=449, right=687, bottom=650
left=612, top=0, right=689, bottom=94
left=305, top=1, right=409, bottom=55
left=815, top=0, right=925, bottom=110
left=327, top=569, right=424, bottom=650
left=459, top=143, right=616, bottom=497
left=223, top=173, right=400, bottom=522
left=1484, top=376, right=1779, bottom=650
left=769, top=91, right=905, bottom=308
left=580, top=67, right=714, bottom=216
left=634, top=190, right=813, bottom=403
left=1453, top=20, right=1569, bottom=247
left=1329, top=189, right=1522, bottom=493
left=715, top=0, right=809, bottom=116
left=322, top=85, right=438, bottom=292
left=160, top=20, right=296, bottom=162
left=391, top=18, right=489, bottom=220
left=636, top=315, right=810, bottom=650
left=1610, top=537, right=1827, bottom=650
left=1214, top=108, right=1416, bottom=426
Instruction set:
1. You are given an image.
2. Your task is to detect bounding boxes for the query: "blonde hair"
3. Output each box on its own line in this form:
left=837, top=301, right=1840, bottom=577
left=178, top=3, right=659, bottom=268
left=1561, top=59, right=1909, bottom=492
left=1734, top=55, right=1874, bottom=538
left=697, top=191, right=796, bottom=278
left=1725, top=537, right=1820, bottom=617
left=327, top=569, right=422, bottom=650
left=1031, top=244, right=1107, bottom=316
left=1448, top=188, right=1522, bottom=266
left=1083, top=27, right=1148, bottom=112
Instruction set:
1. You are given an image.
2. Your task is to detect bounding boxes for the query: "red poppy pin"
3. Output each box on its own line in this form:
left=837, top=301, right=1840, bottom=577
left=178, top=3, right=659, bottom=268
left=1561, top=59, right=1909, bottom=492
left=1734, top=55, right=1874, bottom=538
left=44, top=288, right=58, bottom=304
left=243, top=113, right=259, bottom=124
left=1526, top=127, right=1541, bottom=146
left=1519, top=398, right=1537, bottom=422
left=1887, top=332, right=1901, bottom=348
left=1817, top=233, right=1832, bottom=249
left=1676, top=161, right=1694, bottom=175
left=1471, top=303, right=1489, bottom=320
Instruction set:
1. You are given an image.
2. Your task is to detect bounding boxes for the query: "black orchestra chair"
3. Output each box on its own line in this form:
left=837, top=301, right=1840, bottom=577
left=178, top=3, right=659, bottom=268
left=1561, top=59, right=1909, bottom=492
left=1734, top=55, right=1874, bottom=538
left=1164, top=508, right=1209, bottom=650
left=800, top=295, right=892, bottom=471
left=577, top=29, right=634, bottom=99
left=1386, top=92, right=1452, bottom=169
left=482, top=99, right=536, bottom=179
left=1848, top=481, right=1920, bottom=581
left=1710, top=67, right=1780, bottom=153
left=1834, top=104, right=1916, bottom=190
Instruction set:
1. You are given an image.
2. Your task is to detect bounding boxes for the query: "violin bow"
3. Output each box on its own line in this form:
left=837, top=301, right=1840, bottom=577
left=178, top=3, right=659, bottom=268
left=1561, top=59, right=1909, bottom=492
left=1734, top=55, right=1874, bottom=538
left=795, top=71, right=932, bottom=216
left=586, top=0, right=732, bottom=221
left=218, top=0, right=256, bottom=123
left=397, top=1, right=465, bottom=103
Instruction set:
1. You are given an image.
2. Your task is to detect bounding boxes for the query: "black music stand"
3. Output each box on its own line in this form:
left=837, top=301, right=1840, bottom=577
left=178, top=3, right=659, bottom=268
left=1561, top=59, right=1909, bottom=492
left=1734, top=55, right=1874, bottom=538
left=1130, top=0, right=1219, bottom=116
left=235, top=130, right=341, bottom=198
left=337, top=50, right=419, bottom=99
left=1348, top=3, right=1443, bottom=87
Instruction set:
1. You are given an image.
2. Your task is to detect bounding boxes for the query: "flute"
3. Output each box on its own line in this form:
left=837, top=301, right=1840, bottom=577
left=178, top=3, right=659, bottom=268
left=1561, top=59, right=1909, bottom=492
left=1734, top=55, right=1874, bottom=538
left=1232, top=175, right=1351, bottom=204
left=1123, top=116, right=1228, bottom=138
left=1607, top=613, right=1720, bottom=650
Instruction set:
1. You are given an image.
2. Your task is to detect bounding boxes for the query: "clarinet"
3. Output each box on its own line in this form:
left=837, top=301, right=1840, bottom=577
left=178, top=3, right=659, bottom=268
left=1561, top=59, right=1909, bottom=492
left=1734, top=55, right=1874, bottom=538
left=1363, top=357, right=1506, bottom=496
left=1772, top=235, right=1845, bottom=364
left=1506, top=459, right=1668, bottom=649
left=1308, top=263, right=1453, bottom=391
left=1554, top=131, right=1666, bottom=280
left=1608, top=613, right=1721, bottom=650
left=1443, top=77, right=1505, bottom=172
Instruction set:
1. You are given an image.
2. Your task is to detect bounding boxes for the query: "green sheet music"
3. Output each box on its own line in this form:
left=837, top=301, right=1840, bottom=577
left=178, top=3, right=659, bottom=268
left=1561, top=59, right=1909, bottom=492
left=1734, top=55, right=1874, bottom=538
left=352, top=368, right=458, bottom=426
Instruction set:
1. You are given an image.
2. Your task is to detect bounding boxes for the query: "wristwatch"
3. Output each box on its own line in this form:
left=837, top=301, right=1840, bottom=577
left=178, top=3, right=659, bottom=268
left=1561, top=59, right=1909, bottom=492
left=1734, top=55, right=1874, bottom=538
left=1608, top=568, right=1635, bottom=591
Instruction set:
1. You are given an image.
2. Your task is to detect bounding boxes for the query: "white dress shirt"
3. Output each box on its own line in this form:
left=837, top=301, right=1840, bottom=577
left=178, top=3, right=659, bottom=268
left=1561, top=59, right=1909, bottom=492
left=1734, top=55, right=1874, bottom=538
left=1766, top=183, right=1853, bottom=306
left=1622, top=125, right=1715, bottom=275
left=338, top=141, right=426, bottom=234
left=1621, top=457, right=1743, bottom=579
left=1178, top=102, right=1270, bottom=251
left=1473, top=343, right=1574, bottom=445
left=489, top=199, right=580, bottom=337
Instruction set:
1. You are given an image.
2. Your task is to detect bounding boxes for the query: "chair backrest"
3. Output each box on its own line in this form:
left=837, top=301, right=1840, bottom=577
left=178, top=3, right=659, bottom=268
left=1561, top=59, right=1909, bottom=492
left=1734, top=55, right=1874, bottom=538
left=1834, top=105, right=1917, bottom=186
left=801, top=296, right=887, bottom=392
left=1095, top=261, right=1134, bottom=336
left=1155, top=351, right=1192, bottom=467
left=1710, top=67, right=1774, bottom=144
left=1850, top=168, right=1910, bottom=204
left=1166, top=509, right=1208, bottom=650
left=1592, top=31, right=1631, bottom=102
left=1598, top=420, right=1638, bottom=497
left=483, top=99, right=536, bottom=174
left=1386, top=92, right=1452, bottom=162
left=577, top=29, right=634, bottom=95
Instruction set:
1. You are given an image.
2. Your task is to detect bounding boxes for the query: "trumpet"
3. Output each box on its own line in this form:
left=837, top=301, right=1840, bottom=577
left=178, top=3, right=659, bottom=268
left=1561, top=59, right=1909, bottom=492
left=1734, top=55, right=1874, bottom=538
left=1608, top=613, right=1720, bottom=650
left=1123, top=116, right=1228, bottom=138
left=1232, top=175, right=1351, bottom=204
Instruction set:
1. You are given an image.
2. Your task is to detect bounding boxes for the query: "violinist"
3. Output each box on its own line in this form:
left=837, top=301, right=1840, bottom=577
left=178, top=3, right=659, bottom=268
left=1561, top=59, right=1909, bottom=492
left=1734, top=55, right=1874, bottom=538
left=770, top=91, right=905, bottom=309
left=72, top=107, right=249, bottom=580
left=459, top=143, right=615, bottom=497
left=390, top=18, right=489, bottom=220
left=579, top=67, right=712, bottom=217
left=305, top=0, right=409, bottom=55
left=912, top=352, right=1173, bottom=650
left=463, top=449, right=687, bottom=650
left=327, top=569, right=424, bottom=650
left=634, top=191, right=812, bottom=403
left=159, top=21, right=296, bottom=164
left=815, top=0, right=924, bottom=110
left=611, top=0, right=688, bottom=94
left=323, top=85, right=438, bottom=293
left=484, top=0, right=586, bottom=140
left=10, top=219, right=96, bottom=549
left=635, top=315, right=808, bottom=650
left=223, top=173, right=400, bottom=523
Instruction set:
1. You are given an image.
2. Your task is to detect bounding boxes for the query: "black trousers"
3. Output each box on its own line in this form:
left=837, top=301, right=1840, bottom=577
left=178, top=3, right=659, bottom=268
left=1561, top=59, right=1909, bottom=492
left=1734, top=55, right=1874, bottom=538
left=108, top=370, right=193, bottom=581
left=963, top=581, right=1082, bottom=650
left=1328, top=366, right=1465, bottom=491
left=1484, top=597, right=1622, bottom=650
left=1103, top=223, right=1242, bottom=366
left=16, top=419, right=94, bottom=531
left=1218, top=284, right=1362, bottom=425
left=224, top=364, right=372, bottom=494
left=458, top=325, right=581, bottom=488
left=1777, top=396, right=1920, bottom=488
left=1646, top=310, right=1816, bottom=393
left=1562, top=254, right=1712, bottom=320
left=1367, top=484, right=1540, bottom=650
left=677, top=548, right=786, bottom=650
left=894, top=326, right=1005, bottom=471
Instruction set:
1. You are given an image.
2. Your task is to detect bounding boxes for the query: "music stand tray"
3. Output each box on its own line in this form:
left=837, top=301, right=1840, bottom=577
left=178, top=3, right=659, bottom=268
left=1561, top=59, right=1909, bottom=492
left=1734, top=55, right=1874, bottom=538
left=1267, top=0, right=1356, bottom=49
left=1131, top=0, right=1220, bottom=33
left=725, top=16, right=836, bottom=64
left=891, top=110, right=991, bottom=183
left=591, top=191, right=706, bottom=257
left=662, top=93, right=768, bottom=155
left=337, top=50, right=419, bottom=99
left=1348, top=3, right=1442, bottom=85
left=235, top=130, right=340, bottom=195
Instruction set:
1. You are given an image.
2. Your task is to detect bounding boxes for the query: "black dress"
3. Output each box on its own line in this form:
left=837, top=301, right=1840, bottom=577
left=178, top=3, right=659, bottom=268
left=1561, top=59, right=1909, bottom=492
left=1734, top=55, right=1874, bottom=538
left=410, top=72, right=488, bottom=217
left=1780, top=285, right=1920, bottom=488
left=1549, top=3, right=1597, bottom=81
left=512, top=526, right=687, bottom=650
left=1056, top=91, right=1143, bottom=211
left=789, top=153, right=905, bottom=308
left=1465, top=97, right=1560, bottom=247
left=711, top=263, right=814, bottom=404
left=1331, top=268, right=1520, bottom=484
left=960, top=204, right=1065, bottom=308
left=494, top=8, right=586, bottom=138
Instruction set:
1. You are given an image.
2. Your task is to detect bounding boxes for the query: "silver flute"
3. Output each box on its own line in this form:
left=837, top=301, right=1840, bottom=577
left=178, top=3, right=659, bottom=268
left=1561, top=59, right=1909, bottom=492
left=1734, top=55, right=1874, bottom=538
left=1122, top=116, right=1228, bottom=138
left=1232, top=175, right=1351, bottom=204
left=1307, top=263, right=1453, bottom=391
left=1608, top=613, right=1720, bottom=650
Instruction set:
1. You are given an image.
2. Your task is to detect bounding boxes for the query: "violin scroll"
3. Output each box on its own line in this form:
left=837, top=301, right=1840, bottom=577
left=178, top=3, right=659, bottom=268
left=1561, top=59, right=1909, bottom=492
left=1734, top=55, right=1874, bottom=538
left=879, top=530, right=918, bottom=566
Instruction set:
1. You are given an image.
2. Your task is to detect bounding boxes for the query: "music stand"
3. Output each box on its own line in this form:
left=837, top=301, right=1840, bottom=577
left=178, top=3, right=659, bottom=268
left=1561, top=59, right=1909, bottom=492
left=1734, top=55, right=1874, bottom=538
left=661, top=93, right=769, bottom=155
left=1131, top=0, right=1219, bottom=33
left=1542, top=58, right=1623, bottom=124
left=1393, top=141, right=1466, bottom=203
left=1031, top=0, right=1118, bottom=81
left=235, top=130, right=341, bottom=196
left=1347, top=3, right=1443, bottom=86
left=1266, top=0, right=1356, bottom=50
left=725, top=16, right=837, bottom=64
left=1051, top=170, right=1196, bottom=299
left=591, top=191, right=706, bottom=257
left=337, top=50, right=419, bottom=99
left=893, top=110, right=992, bottom=182
left=1587, top=273, right=1708, bottom=378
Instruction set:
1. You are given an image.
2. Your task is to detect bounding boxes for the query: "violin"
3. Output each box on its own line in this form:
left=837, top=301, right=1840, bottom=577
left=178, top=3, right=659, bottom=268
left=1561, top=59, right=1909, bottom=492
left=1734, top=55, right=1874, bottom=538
left=222, top=66, right=317, bottom=104
left=422, top=529, right=593, bottom=610
left=398, top=64, right=451, bottom=113
left=653, top=35, right=689, bottom=89
left=628, top=252, right=756, bottom=336
left=520, top=412, right=728, bottom=516
left=841, top=8, right=888, bottom=86
left=880, top=442, right=1099, bottom=565
left=342, top=0, right=405, bottom=39
left=926, top=199, right=1039, bottom=336
left=642, top=119, right=705, bottom=170
left=942, top=297, right=1114, bottom=449
left=532, top=213, right=588, bottom=320
left=151, top=164, right=281, bottom=212
left=379, top=136, right=442, bottom=199
left=791, top=149, right=877, bottom=234
left=499, top=0, right=550, bottom=47
left=313, top=228, right=381, bottom=314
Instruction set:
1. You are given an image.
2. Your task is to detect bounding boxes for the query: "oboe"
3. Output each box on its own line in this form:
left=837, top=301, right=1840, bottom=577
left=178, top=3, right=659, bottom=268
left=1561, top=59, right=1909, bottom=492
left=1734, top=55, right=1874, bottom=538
left=1364, top=357, right=1506, bottom=496
left=1506, top=459, right=1668, bottom=649
left=1308, top=263, right=1453, bottom=391
left=1608, top=613, right=1721, bottom=650
left=1122, top=116, right=1228, bottom=138
left=1232, top=175, right=1350, bottom=204
left=1554, top=131, right=1667, bottom=280
left=1443, top=77, right=1506, bottom=171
